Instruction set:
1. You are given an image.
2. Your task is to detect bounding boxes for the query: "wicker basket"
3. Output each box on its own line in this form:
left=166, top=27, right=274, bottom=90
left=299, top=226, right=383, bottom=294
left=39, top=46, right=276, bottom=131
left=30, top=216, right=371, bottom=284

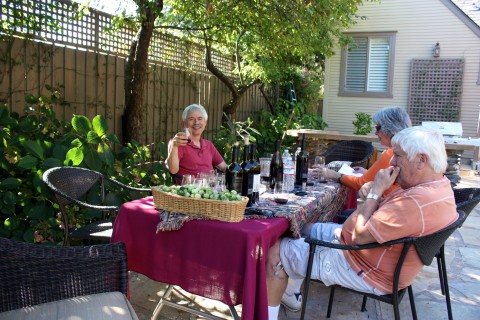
left=151, top=187, right=248, bottom=222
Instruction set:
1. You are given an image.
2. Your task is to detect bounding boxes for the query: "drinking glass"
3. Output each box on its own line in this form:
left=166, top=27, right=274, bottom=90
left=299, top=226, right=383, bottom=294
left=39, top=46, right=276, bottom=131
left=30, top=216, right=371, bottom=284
left=273, top=181, right=288, bottom=204
left=194, top=177, right=206, bottom=187
left=259, top=157, right=271, bottom=189
left=184, top=127, right=191, bottom=143
left=314, top=156, right=327, bottom=183
left=215, top=173, right=226, bottom=192
left=181, top=174, right=194, bottom=185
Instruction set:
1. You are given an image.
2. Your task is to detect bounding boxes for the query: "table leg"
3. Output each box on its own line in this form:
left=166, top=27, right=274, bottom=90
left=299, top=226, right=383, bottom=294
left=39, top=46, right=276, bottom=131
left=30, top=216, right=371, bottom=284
left=151, top=284, right=240, bottom=320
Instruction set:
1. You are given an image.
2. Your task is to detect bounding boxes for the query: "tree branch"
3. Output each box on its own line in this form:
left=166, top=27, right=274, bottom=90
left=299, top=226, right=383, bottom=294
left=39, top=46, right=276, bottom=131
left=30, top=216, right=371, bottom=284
left=236, top=30, right=246, bottom=86
left=204, top=33, right=238, bottom=97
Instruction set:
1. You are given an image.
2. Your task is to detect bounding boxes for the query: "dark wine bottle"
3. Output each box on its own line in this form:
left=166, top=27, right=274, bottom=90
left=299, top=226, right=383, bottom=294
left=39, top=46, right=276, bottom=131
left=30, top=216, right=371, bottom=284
left=249, top=143, right=260, bottom=204
left=269, top=139, right=283, bottom=191
left=241, top=143, right=253, bottom=206
left=226, top=143, right=242, bottom=193
left=295, top=133, right=309, bottom=189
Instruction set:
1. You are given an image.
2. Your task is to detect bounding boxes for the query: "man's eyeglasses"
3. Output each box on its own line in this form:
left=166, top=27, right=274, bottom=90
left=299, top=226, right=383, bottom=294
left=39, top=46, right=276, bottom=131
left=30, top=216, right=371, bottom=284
left=375, top=125, right=382, bottom=132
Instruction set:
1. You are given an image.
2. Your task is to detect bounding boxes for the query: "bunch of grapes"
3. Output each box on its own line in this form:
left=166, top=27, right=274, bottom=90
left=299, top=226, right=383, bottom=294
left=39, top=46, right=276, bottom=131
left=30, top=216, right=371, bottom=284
left=158, top=185, right=243, bottom=201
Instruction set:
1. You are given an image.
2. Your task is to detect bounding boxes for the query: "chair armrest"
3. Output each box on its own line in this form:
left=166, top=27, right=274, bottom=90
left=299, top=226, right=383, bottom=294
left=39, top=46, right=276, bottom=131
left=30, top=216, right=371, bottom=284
left=304, top=236, right=414, bottom=251
left=106, top=178, right=152, bottom=195
left=53, top=191, right=118, bottom=212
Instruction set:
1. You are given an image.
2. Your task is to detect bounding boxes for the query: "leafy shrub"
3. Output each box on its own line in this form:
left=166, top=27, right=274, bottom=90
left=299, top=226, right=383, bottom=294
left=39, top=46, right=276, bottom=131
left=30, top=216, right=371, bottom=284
left=352, top=112, right=373, bottom=135
left=0, top=89, right=168, bottom=244
left=251, top=99, right=328, bottom=157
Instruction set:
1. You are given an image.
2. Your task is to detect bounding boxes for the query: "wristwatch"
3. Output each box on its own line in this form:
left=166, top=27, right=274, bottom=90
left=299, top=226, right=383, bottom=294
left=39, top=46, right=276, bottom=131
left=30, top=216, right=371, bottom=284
left=366, top=192, right=380, bottom=202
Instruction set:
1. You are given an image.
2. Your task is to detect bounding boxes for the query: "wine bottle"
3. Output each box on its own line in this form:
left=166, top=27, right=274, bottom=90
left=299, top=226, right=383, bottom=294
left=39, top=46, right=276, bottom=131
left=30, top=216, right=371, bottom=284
left=269, top=139, right=283, bottom=191
left=226, top=143, right=242, bottom=194
left=249, top=143, right=260, bottom=204
left=295, top=133, right=309, bottom=190
left=282, top=149, right=295, bottom=192
left=241, top=143, right=254, bottom=206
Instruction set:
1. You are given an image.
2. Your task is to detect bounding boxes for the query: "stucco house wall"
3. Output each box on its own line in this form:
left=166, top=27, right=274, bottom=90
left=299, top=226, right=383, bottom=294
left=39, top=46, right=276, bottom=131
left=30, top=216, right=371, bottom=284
left=323, top=0, right=480, bottom=139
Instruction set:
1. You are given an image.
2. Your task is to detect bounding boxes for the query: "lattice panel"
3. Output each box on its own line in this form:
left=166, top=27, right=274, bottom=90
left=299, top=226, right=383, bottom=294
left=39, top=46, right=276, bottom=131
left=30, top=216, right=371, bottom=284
left=0, top=0, right=235, bottom=77
left=408, top=59, right=464, bottom=125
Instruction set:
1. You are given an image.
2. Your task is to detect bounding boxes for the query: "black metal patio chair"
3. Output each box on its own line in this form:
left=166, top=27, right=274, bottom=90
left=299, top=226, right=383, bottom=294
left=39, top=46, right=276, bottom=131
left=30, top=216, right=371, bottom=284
left=0, top=237, right=133, bottom=316
left=321, top=140, right=375, bottom=169
left=43, top=166, right=151, bottom=246
left=436, top=188, right=480, bottom=320
left=300, top=210, right=466, bottom=320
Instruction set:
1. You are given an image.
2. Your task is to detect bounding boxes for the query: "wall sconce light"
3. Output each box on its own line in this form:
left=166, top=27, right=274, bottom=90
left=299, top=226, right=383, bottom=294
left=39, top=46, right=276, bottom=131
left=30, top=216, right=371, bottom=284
left=433, top=42, right=440, bottom=58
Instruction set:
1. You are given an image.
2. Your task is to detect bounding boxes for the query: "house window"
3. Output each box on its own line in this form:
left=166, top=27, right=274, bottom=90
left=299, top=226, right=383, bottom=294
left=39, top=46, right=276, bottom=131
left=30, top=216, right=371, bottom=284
left=339, top=32, right=396, bottom=98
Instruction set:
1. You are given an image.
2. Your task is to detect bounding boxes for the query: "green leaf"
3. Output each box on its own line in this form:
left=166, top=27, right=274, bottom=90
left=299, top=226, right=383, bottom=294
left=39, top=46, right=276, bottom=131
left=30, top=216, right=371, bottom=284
left=42, top=157, right=63, bottom=169
left=92, top=115, right=108, bottom=137
left=0, top=105, right=18, bottom=126
left=27, top=204, right=51, bottom=219
left=25, top=94, right=38, bottom=104
left=98, top=142, right=114, bottom=164
left=23, top=140, right=45, bottom=159
left=53, top=144, right=69, bottom=160
left=1, top=177, right=21, bottom=190
left=18, top=155, right=38, bottom=169
left=2, top=191, right=17, bottom=205
left=87, top=131, right=102, bottom=144
left=65, top=147, right=84, bottom=166
left=105, top=132, right=121, bottom=144
left=70, top=138, right=82, bottom=148
left=72, top=115, right=92, bottom=135
left=83, top=147, right=101, bottom=171
left=4, top=218, right=20, bottom=230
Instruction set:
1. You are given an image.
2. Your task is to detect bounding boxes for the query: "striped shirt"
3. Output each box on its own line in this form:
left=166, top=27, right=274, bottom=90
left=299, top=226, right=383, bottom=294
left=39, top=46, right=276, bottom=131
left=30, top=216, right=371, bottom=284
left=340, top=176, right=457, bottom=293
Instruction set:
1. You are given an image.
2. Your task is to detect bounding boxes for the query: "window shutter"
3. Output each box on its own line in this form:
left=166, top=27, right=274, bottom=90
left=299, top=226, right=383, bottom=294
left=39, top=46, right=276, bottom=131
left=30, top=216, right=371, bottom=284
left=367, top=37, right=390, bottom=92
left=346, top=38, right=368, bottom=92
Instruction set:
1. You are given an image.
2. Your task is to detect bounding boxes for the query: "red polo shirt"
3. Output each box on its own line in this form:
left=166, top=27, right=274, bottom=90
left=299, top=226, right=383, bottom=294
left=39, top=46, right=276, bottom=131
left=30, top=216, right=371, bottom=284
left=177, top=138, right=224, bottom=177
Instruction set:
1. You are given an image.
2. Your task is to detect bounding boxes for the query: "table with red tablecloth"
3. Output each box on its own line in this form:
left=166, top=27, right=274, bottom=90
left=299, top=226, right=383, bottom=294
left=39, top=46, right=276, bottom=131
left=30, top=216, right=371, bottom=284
left=111, top=181, right=347, bottom=320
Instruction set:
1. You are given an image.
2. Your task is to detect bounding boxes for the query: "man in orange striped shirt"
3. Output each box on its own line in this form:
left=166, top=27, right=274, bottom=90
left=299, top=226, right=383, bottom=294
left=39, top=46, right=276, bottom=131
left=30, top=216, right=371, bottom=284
left=266, top=126, right=458, bottom=320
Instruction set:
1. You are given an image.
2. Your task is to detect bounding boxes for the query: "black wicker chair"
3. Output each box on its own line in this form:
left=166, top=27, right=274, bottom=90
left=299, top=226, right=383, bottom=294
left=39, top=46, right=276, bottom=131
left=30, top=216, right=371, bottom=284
left=321, top=140, right=375, bottom=169
left=0, top=238, right=130, bottom=314
left=300, top=210, right=466, bottom=320
left=43, top=166, right=151, bottom=246
left=436, top=188, right=480, bottom=320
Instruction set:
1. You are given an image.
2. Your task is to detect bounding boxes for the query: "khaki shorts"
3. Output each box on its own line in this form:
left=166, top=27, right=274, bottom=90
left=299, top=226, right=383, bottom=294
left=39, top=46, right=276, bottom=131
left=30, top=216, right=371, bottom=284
left=279, top=223, right=384, bottom=295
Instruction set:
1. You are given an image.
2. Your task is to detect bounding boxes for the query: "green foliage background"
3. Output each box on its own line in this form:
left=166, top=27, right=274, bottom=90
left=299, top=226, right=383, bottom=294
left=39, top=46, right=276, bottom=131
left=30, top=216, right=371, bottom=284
left=0, top=88, right=169, bottom=244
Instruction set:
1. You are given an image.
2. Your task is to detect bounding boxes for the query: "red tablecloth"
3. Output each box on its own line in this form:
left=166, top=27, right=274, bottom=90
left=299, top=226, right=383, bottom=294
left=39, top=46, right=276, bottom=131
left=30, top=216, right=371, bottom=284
left=111, top=182, right=346, bottom=320
left=111, top=197, right=289, bottom=320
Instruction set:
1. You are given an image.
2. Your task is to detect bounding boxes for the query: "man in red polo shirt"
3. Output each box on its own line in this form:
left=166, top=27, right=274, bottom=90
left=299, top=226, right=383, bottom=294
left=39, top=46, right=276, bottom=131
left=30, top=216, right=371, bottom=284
left=166, top=104, right=227, bottom=184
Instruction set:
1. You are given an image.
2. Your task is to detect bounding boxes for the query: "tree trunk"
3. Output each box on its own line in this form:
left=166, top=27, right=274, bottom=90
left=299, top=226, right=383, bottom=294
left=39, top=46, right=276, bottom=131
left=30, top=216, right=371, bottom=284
left=123, top=1, right=162, bottom=144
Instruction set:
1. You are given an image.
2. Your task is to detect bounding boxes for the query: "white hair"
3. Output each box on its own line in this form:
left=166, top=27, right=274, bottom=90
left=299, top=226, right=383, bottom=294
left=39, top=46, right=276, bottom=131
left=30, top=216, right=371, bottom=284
left=391, top=126, right=447, bottom=173
left=182, top=104, right=208, bottom=121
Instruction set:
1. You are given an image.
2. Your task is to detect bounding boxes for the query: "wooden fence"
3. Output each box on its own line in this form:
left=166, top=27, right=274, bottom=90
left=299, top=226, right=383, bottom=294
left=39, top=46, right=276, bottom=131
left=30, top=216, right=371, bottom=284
left=0, top=0, right=271, bottom=146
left=0, top=38, right=270, bottom=146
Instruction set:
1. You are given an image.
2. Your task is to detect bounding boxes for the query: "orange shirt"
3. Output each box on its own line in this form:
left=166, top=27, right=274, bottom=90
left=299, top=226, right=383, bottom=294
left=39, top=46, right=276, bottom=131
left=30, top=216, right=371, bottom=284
left=340, top=176, right=457, bottom=294
left=340, top=147, right=397, bottom=196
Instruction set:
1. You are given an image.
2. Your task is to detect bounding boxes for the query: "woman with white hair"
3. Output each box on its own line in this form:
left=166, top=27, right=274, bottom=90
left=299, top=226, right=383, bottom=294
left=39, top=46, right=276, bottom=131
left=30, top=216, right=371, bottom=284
left=166, top=104, right=227, bottom=184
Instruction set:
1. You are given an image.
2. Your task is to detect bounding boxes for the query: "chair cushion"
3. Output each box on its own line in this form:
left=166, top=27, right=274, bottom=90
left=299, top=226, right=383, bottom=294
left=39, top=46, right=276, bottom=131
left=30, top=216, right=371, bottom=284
left=0, top=291, right=138, bottom=320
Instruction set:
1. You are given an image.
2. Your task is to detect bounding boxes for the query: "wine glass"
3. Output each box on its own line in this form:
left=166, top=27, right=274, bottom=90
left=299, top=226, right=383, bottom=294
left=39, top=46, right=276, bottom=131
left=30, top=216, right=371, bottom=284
left=184, top=127, right=191, bottom=143
left=273, top=181, right=288, bottom=204
left=259, top=157, right=271, bottom=192
left=215, top=173, right=226, bottom=192
left=314, top=156, right=327, bottom=183
left=181, top=174, right=194, bottom=185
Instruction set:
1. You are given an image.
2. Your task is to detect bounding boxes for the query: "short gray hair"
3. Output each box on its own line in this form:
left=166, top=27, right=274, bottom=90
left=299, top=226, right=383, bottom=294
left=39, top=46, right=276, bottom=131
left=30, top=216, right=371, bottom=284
left=372, top=107, right=412, bottom=137
left=391, top=126, right=447, bottom=173
left=182, top=104, right=208, bottom=121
